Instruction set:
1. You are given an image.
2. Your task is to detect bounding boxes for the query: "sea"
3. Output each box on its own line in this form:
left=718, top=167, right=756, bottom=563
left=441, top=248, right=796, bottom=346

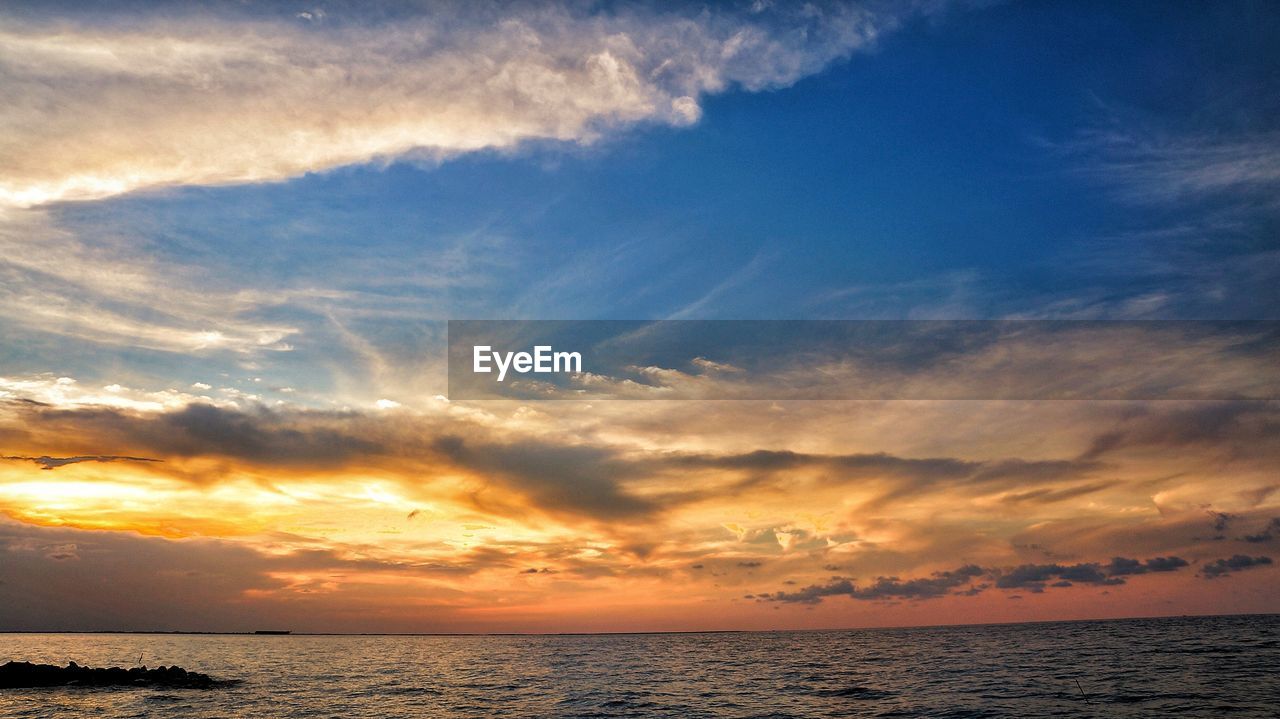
left=2, top=614, right=1277, bottom=718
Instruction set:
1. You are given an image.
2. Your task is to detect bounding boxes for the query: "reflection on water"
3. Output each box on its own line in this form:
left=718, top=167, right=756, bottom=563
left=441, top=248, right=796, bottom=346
left=2, top=615, right=1277, bottom=718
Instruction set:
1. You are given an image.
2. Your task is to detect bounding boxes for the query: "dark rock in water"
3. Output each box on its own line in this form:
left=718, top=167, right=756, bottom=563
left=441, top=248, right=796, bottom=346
left=0, top=661, right=218, bottom=689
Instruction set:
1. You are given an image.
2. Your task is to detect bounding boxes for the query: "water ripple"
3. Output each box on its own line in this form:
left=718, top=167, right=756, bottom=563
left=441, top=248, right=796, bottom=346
left=1, top=615, right=1277, bottom=718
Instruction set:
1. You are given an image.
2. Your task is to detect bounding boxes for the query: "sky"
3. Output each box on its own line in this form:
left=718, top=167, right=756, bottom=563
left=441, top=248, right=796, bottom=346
left=0, top=0, right=1277, bottom=633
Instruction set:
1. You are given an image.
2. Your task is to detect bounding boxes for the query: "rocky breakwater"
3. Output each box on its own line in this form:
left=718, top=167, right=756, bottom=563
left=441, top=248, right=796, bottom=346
left=0, top=661, right=220, bottom=688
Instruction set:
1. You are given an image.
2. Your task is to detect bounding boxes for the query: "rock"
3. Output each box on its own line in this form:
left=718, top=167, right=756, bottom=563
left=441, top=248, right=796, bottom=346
left=0, top=661, right=219, bottom=689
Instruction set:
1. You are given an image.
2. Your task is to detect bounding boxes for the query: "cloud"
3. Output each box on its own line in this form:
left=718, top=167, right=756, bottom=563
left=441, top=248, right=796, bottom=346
left=1201, top=554, right=1273, bottom=579
left=0, top=378, right=1274, bottom=617
left=665, top=448, right=1104, bottom=508
left=1105, top=556, right=1189, bottom=576
left=0, top=1, right=903, bottom=209
left=429, top=435, right=657, bottom=520
left=0, top=378, right=1273, bottom=627
left=950, top=557, right=1185, bottom=593
left=1071, top=129, right=1280, bottom=206
left=998, top=481, right=1116, bottom=505
left=0, top=208, right=305, bottom=355
left=10, top=383, right=1271, bottom=540
left=993, top=562, right=1123, bottom=591
left=670, top=448, right=974, bottom=477
left=762, top=557, right=1191, bottom=604
left=1036, top=114, right=1280, bottom=320
left=1, top=454, right=161, bottom=470
left=10, top=402, right=384, bottom=470
left=1139, top=556, right=1190, bottom=572
left=467, top=321, right=1280, bottom=401
left=2, top=392, right=678, bottom=522
left=849, top=564, right=983, bottom=600
left=764, top=577, right=856, bottom=605
left=1081, top=402, right=1280, bottom=461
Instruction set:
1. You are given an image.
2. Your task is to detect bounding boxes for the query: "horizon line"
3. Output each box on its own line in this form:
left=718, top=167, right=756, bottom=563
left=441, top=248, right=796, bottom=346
left=4, top=610, right=1276, bottom=638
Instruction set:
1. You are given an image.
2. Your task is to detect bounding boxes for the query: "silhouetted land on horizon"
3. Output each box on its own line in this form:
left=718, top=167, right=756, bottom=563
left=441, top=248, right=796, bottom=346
left=0, top=661, right=219, bottom=689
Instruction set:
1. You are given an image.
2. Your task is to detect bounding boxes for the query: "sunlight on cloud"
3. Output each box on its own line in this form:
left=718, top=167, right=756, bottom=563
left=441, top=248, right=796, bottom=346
left=1, top=382, right=1277, bottom=627
left=0, top=374, right=221, bottom=412
left=0, top=2, right=890, bottom=208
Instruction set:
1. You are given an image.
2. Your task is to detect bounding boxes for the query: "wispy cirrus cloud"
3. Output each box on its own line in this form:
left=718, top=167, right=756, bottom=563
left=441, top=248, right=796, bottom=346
left=1019, top=107, right=1280, bottom=320
left=1069, top=129, right=1280, bottom=206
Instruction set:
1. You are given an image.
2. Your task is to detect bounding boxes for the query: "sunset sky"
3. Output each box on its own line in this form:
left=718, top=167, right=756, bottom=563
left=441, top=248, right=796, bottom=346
left=1, top=0, right=1278, bottom=633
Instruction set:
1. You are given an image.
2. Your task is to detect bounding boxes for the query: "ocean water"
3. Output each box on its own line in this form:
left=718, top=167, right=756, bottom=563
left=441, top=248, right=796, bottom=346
left=1, top=615, right=1277, bottom=718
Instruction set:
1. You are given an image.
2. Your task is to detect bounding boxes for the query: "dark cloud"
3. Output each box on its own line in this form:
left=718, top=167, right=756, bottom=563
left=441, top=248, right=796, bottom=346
left=5, top=400, right=658, bottom=522
left=431, top=435, right=656, bottom=520
left=995, top=562, right=1122, bottom=592
left=1106, top=556, right=1189, bottom=576
left=1, top=454, right=161, bottom=470
left=5, top=402, right=383, bottom=468
left=762, top=556, right=1192, bottom=604
left=1105, top=557, right=1146, bottom=576
left=1142, top=556, right=1190, bottom=572
left=766, top=565, right=986, bottom=604
left=851, top=565, right=984, bottom=600
left=763, top=577, right=855, bottom=605
left=1201, top=554, right=1273, bottom=579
